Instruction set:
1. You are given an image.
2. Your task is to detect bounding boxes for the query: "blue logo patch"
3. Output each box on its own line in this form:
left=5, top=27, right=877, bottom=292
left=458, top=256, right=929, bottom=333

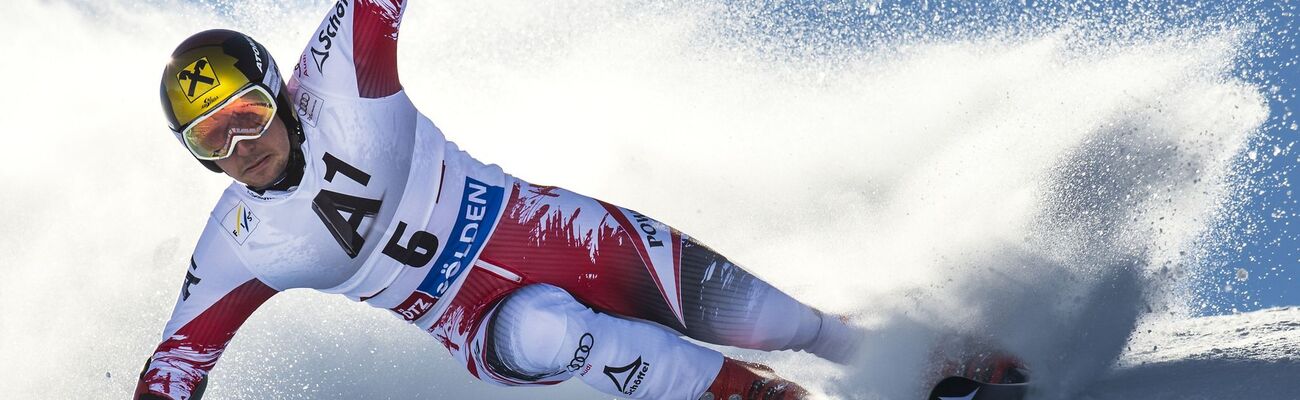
left=416, top=178, right=504, bottom=297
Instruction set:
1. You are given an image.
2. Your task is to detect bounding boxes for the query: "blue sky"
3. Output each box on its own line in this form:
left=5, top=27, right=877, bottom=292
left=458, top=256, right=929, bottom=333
left=1213, top=0, right=1298, bottom=312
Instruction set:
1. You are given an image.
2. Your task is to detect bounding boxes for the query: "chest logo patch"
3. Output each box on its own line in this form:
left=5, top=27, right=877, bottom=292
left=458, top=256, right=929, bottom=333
left=222, top=201, right=262, bottom=245
left=295, top=88, right=324, bottom=127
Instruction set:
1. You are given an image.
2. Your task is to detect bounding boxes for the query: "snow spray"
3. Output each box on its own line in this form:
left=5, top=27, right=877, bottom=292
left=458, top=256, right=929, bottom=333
left=0, top=1, right=1271, bottom=399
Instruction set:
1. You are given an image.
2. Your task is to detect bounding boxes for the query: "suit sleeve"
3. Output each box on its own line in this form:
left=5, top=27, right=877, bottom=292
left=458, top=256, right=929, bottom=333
left=291, top=0, right=409, bottom=99
left=134, top=223, right=280, bottom=400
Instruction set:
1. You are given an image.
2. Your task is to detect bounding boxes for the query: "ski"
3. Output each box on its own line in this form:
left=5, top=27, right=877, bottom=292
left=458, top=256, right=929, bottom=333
left=927, top=376, right=1028, bottom=400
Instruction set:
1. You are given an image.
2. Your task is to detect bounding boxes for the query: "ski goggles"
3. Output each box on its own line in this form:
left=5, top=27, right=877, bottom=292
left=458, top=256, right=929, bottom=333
left=179, top=84, right=277, bottom=161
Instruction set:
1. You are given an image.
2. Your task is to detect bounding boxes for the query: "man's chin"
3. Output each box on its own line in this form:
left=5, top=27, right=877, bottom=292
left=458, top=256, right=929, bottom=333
left=226, top=167, right=274, bottom=188
left=243, top=159, right=289, bottom=189
left=230, top=175, right=268, bottom=188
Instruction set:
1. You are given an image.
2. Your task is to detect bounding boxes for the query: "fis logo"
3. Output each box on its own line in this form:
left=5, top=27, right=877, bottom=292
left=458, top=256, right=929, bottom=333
left=222, top=201, right=262, bottom=245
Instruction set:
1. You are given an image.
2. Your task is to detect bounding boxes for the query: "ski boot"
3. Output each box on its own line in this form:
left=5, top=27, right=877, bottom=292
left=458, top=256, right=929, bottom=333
left=938, top=351, right=1029, bottom=384
left=699, top=357, right=810, bottom=400
left=928, top=335, right=1029, bottom=385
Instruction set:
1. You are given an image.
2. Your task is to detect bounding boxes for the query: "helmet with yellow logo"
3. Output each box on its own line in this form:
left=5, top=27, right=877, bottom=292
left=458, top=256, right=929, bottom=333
left=160, top=29, right=301, bottom=173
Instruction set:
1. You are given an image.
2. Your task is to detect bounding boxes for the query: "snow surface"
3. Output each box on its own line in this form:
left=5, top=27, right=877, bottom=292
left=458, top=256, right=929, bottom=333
left=0, top=1, right=1293, bottom=399
left=1086, top=307, right=1300, bottom=400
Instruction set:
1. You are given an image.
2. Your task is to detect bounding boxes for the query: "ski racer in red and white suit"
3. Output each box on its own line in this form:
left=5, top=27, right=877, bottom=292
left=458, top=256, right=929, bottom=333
left=135, top=1, right=862, bottom=399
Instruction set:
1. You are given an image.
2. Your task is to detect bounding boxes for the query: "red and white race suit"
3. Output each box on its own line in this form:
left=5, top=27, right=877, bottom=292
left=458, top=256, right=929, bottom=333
left=135, top=1, right=859, bottom=399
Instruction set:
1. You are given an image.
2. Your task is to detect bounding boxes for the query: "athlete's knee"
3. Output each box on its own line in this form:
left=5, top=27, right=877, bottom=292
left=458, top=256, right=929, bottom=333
left=490, top=284, right=592, bottom=379
left=490, top=284, right=725, bottom=399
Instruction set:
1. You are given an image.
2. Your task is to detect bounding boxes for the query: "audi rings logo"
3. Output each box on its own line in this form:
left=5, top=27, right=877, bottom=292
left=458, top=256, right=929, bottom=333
left=567, top=333, right=594, bottom=372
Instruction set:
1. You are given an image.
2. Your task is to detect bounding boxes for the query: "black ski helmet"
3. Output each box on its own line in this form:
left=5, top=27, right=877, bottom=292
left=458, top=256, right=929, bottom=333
left=160, top=29, right=302, bottom=173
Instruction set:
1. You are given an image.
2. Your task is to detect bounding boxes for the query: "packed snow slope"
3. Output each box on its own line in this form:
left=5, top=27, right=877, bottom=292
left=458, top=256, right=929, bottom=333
left=0, top=1, right=1292, bottom=399
left=1084, top=307, right=1300, bottom=400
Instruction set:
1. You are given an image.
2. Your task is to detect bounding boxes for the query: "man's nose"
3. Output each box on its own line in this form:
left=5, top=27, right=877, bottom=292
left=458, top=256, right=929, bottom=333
left=231, top=137, right=256, bottom=157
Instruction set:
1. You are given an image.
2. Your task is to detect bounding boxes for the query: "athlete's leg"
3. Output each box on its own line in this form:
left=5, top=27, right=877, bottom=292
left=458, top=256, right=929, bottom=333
left=479, top=182, right=863, bottom=364
left=488, top=284, right=808, bottom=400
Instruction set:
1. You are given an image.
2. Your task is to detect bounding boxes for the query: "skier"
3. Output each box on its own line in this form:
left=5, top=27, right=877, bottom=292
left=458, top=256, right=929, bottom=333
left=135, top=1, right=866, bottom=399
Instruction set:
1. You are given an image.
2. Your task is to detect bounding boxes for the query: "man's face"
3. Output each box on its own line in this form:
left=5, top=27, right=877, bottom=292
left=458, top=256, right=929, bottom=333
left=214, top=115, right=290, bottom=188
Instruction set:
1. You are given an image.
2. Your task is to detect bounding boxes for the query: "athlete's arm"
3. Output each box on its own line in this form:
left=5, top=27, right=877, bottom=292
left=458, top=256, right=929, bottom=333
left=292, top=0, right=408, bottom=99
left=134, top=224, right=280, bottom=400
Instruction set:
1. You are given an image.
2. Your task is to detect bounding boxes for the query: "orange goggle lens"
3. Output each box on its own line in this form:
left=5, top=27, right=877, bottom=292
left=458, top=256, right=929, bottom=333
left=182, top=85, right=277, bottom=160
